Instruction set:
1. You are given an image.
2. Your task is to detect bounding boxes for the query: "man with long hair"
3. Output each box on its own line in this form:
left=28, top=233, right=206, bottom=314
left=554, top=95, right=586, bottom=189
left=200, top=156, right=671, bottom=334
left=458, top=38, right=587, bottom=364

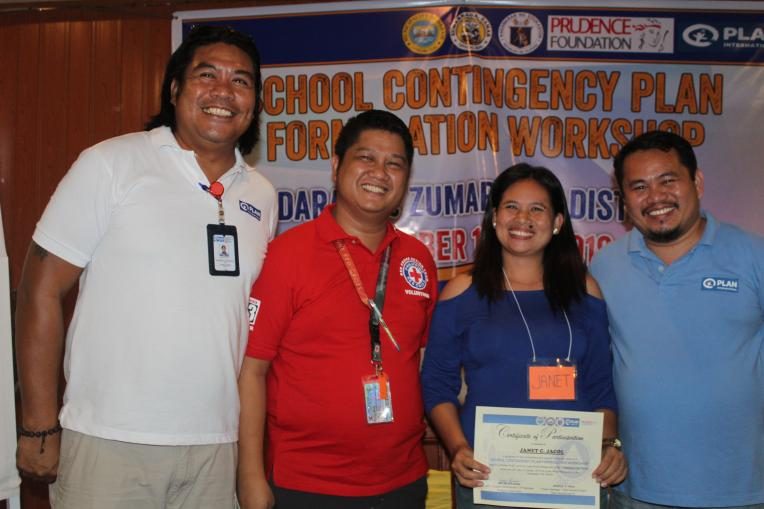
left=15, top=26, right=276, bottom=508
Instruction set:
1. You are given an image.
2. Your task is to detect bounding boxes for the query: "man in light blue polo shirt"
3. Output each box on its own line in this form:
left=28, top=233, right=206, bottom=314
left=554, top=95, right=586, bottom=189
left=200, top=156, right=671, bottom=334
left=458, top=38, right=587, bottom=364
left=591, top=130, right=764, bottom=509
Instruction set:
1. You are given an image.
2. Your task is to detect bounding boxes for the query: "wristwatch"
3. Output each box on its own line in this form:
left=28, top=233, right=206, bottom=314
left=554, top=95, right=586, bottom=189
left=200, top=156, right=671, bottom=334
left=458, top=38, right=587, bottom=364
left=602, top=437, right=623, bottom=450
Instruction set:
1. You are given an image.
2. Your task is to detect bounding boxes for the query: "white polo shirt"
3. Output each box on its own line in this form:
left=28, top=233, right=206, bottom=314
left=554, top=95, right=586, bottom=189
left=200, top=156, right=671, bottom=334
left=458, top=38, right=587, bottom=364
left=34, top=126, right=277, bottom=445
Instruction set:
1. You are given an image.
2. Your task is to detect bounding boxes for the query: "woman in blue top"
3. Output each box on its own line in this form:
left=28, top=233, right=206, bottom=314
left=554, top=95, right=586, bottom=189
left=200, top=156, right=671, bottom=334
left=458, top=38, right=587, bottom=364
left=421, top=163, right=627, bottom=508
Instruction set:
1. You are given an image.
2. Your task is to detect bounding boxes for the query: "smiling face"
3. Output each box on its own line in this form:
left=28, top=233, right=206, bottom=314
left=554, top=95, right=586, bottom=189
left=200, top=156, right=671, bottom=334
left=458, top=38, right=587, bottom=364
left=621, top=148, right=704, bottom=245
left=171, top=42, right=257, bottom=155
left=331, top=128, right=410, bottom=222
left=493, top=179, right=563, bottom=261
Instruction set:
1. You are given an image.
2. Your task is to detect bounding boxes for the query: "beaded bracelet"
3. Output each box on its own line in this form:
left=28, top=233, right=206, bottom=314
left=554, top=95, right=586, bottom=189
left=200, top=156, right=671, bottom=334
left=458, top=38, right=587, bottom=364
left=19, top=423, right=62, bottom=454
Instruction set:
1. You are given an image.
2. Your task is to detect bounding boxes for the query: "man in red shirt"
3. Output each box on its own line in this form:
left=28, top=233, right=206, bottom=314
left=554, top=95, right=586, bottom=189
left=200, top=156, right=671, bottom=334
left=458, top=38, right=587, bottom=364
left=237, top=110, right=437, bottom=509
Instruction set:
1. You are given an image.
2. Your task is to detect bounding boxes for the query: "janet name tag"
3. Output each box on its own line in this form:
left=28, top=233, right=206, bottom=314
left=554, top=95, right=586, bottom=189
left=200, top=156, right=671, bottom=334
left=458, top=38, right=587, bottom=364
left=362, top=373, right=394, bottom=424
left=528, top=364, right=577, bottom=401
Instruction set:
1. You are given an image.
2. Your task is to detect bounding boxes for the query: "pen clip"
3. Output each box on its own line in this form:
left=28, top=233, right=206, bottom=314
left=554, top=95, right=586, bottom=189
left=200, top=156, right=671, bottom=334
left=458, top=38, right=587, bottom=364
left=368, top=300, right=400, bottom=352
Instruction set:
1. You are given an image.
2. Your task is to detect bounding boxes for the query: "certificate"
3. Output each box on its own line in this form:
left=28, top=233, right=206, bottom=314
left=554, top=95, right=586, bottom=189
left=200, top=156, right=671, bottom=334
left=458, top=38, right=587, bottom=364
left=473, top=406, right=603, bottom=509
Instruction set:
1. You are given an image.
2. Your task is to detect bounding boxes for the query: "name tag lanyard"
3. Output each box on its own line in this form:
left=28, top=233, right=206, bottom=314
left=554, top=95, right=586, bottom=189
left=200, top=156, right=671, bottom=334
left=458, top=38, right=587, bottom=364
left=201, top=181, right=240, bottom=276
left=335, top=240, right=402, bottom=426
left=502, top=268, right=576, bottom=401
left=200, top=181, right=226, bottom=223
left=334, top=240, right=400, bottom=367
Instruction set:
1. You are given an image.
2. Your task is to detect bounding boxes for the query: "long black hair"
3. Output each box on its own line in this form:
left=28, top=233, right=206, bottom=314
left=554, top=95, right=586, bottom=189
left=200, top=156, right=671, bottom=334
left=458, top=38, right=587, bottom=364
left=145, top=25, right=263, bottom=155
left=472, top=163, right=586, bottom=312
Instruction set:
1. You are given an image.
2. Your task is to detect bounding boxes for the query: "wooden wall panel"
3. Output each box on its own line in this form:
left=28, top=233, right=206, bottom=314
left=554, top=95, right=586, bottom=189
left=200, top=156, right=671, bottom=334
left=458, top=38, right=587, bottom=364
left=144, top=19, right=170, bottom=124
left=91, top=20, right=122, bottom=143
left=120, top=18, right=148, bottom=133
left=38, top=22, right=70, bottom=204
left=65, top=22, right=94, bottom=168
left=0, top=15, right=172, bottom=289
left=9, top=24, right=42, bottom=284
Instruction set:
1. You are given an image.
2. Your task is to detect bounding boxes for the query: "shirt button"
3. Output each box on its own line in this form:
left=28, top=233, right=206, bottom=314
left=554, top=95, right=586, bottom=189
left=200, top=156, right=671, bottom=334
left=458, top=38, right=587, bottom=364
left=658, top=265, right=664, bottom=272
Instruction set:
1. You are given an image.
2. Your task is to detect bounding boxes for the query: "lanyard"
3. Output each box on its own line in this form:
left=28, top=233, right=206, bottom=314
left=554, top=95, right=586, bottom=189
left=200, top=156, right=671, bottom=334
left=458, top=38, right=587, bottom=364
left=199, top=181, right=226, bottom=224
left=334, top=240, right=399, bottom=368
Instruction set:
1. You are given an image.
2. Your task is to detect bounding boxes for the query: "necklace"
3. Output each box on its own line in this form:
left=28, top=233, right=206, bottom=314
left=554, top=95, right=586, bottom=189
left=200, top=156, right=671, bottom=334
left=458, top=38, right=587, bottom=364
left=502, top=268, right=573, bottom=363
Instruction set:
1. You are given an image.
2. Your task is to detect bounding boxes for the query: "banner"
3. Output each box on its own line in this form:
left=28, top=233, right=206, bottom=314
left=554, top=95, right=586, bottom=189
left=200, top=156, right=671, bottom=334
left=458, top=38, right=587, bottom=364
left=174, top=1, right=764, bottom=278
left=0, top=204, right=21, bottom=502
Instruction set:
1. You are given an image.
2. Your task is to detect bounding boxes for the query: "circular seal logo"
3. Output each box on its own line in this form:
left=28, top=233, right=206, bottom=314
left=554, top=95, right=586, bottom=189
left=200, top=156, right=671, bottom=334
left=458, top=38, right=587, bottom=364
left=400, top=257, right=428, bottom=291
left=498, top=12, right=544, bottom=55
left=403, top=12, right=447, bottom=55
left=702, top=277, right=716, bottom=289
left=449, top=11, right=492, bottom=52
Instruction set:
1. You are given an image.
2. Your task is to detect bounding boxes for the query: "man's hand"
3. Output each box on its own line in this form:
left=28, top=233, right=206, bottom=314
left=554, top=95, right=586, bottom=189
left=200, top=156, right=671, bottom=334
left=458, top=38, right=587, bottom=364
left=16, top=242, right=82, bottom=483
left=14, top=243, right=81, bottom=484
left=17, top=431, right=61, bottom=484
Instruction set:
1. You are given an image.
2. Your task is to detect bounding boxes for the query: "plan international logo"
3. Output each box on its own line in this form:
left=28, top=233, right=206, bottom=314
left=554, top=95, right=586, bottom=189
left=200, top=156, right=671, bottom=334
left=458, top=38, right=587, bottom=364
left=239, top=200, right=262, bottom=221
left=701, top=277, right=739, bottom=292
left=547, top=15, right=674, bottom=53
left=683, top=22, right=764, bottom=50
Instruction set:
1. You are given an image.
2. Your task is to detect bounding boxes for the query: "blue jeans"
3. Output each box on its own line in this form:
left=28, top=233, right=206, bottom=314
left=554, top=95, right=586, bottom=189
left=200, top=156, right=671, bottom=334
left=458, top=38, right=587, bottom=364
left=610, top=489, right=764, bottom=509
left=455, top=483, right=610, bottom=509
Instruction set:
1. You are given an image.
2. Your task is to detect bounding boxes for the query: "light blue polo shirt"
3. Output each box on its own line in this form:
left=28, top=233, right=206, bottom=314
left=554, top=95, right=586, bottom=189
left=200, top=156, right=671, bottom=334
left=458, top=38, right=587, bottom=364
left=591, top=212, right=764, bottom=507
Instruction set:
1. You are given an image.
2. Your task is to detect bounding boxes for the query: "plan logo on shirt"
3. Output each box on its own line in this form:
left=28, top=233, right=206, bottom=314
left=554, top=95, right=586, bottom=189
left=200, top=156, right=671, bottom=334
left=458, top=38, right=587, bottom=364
left=248, top=297, right=261, bottom=330
left=400, top=257, right=429, bottom=298
left=701, top=277, right=738, bottom=292
left=239, top=200, right=262, bottom=221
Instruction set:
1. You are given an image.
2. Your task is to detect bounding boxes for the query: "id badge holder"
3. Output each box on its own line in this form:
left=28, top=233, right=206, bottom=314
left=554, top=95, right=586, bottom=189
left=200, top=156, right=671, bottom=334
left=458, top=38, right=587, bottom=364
left=528, top=358, right=577, bottom=401
left=207, top=224, right=240, bottom=276
left=362, top=372, right=394, bottom=424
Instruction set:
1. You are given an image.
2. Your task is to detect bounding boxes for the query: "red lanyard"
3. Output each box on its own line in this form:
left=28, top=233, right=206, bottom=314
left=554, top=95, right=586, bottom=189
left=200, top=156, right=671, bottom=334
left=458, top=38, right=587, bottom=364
left=199, top=181, right=225, bottom=224
left=334, top=240, right=400, bottom=365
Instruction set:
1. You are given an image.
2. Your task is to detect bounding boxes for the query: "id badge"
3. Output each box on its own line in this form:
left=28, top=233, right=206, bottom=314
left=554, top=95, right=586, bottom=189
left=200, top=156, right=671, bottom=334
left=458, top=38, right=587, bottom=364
left=362, top=373, right=393, bottom=424
left=207, top=224, right=239, bottom=276
left=528, top=359, right=577, bottom=401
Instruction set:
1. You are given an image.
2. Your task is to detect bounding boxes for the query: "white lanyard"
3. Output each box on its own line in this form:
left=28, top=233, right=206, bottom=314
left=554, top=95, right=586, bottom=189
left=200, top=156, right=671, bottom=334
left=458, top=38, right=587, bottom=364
left=502, top=268, right=573, bottom=363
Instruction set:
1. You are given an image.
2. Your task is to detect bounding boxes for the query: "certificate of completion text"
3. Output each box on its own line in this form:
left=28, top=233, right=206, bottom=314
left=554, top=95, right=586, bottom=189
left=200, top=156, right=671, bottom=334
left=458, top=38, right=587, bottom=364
left=474, top=406, right=603, bottom=508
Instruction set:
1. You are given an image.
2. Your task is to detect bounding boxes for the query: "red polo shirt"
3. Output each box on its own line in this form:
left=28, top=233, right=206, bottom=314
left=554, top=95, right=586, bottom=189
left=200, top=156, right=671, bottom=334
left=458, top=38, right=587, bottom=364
left=246, top=205, right=437, bottom=496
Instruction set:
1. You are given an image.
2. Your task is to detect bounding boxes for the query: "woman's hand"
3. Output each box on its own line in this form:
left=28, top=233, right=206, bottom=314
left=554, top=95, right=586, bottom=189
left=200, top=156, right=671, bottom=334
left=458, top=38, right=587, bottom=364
left=237, top=476, right=274, bottom=509
left=593, top=444, right=627, bottom=487
left=451, top=444, right=491, bottom=488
